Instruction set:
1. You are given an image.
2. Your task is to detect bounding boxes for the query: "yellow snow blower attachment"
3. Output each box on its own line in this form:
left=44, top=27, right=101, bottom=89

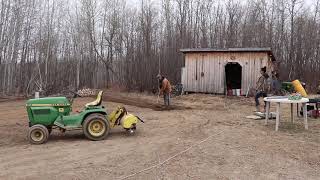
left=108, top=106, right=144, bottom=134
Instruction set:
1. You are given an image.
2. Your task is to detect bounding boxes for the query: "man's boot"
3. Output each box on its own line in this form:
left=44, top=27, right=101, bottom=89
left=255, top=105, right=260, bottom=112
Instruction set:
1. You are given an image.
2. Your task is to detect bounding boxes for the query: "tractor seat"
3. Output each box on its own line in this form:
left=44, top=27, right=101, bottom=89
left=85, top=91, right=103, bottom=107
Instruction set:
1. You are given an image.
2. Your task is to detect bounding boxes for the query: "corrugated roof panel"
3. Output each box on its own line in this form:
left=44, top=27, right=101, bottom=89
left=180, top=47, right=272, bottom=53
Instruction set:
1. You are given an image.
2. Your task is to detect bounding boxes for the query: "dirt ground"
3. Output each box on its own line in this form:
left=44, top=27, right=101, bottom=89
left=0, top=92, right=320, bottom=180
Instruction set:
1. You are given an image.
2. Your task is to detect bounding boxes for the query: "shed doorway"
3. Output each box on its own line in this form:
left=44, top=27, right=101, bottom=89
left=225, top=62, right=242, bottom=95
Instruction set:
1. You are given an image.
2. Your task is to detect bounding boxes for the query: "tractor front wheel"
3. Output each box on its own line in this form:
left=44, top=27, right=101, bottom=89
left=28, top=125, right=49, bottom=144
left=47, top=126, right=52, bottom=134
left=83, top=114, right=110, bottom=141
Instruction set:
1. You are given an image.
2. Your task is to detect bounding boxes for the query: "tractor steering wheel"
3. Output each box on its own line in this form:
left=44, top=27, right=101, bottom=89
left=68, top=90, right=82, bottom=104
left=69, top=90, right=82, bottom=98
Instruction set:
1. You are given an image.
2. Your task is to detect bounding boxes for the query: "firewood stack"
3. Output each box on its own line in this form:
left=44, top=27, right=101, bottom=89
left=77, top=88, right=97, bottom=97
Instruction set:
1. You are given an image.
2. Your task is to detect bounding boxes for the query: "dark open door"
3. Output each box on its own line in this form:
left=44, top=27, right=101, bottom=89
left=225, top=62, right=242, bottom=91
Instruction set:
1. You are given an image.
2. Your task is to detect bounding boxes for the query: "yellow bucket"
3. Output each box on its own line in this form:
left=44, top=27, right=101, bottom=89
left=292, top=80, right=307, bottom=97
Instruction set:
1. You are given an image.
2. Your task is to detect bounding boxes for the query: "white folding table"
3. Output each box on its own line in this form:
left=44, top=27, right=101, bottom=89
left=264, top=97, right=309, bottom=131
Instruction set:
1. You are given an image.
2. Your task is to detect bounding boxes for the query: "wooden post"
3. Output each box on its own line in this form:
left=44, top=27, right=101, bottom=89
left=303, top=103, right=308, bottom=130
left=291, top=103, right=294, bottom=123
left=265, top=102, right=270, bottom=125
left=276, top=102, right=280, bottom=131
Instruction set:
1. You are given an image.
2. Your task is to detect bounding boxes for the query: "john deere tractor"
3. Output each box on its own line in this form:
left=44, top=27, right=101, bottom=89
left=26, top=91, right=144, bottom=144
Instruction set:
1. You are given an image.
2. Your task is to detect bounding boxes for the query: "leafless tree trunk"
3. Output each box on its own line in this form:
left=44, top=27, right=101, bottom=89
left=0, top=0, right=320, bottom=95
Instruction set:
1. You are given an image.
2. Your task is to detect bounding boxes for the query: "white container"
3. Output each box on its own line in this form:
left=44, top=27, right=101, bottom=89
left=236, top=89, right=241, bottom=96
left=35, top=92, right=39, bottom=99
left=232, top=89, right=236, bottom=95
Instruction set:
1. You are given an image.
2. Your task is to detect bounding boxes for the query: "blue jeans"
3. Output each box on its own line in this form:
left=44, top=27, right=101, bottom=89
left=164, top=93, right=170, bottom=106
left=255, top=91, right=267, bottom=106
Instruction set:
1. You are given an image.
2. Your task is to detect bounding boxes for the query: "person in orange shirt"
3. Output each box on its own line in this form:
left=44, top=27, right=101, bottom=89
left=157, top=74, right=172, bottom=106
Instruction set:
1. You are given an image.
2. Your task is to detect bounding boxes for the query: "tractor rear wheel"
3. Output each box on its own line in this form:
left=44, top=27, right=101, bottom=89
left=28, top=125, right=49, bottom=144
left=83, top=114, right=110, bottom=141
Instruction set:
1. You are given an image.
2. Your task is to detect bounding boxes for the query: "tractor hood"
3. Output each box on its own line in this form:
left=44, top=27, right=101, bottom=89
left=26, top=97, right=70, bottom=107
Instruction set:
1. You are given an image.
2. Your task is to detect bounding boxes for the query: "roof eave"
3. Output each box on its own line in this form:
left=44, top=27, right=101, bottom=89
left=180, top=48, right=272, bottom=53
left=180, top=48, right=276, bottom=61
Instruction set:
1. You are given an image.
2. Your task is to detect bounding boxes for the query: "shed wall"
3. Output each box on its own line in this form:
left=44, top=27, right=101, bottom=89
left=181, top=52, right=272, bottom=94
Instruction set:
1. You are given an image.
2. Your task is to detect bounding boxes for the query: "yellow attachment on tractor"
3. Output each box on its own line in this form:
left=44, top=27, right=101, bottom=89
left=121, top=114, right=139, bottom=129
left=107, top=106, right=144, bottom=130
left=108, top=106, right=126, bottom=128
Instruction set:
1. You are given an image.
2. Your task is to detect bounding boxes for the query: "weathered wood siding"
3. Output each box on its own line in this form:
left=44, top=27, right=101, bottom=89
left=181, top=52, right=273, bottom=94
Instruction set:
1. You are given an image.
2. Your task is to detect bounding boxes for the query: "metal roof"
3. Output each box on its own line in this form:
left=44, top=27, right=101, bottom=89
left=180, top=47, right=276, bottom=61
left=180, top=47, right=272, bottom=53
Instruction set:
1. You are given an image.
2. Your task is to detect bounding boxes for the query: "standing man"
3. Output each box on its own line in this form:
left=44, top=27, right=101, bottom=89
left=271, top=71, right=281, bottom=95
left=157, top=74, right=172, bottom=107
left=255, top=67, right=271, bottom=112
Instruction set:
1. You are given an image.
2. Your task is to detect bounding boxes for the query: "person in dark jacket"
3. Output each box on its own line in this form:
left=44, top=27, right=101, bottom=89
left=271, top=71, right=281, bottom=95
left=255, top=67, right=270, bottom=112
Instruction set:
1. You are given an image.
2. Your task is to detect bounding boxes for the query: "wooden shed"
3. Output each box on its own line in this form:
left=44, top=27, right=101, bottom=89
left=180, top=48, right=276, bottom=95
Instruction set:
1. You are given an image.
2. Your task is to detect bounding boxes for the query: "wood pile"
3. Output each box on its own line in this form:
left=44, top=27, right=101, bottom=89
left=77, top=88, right=97, bottom=97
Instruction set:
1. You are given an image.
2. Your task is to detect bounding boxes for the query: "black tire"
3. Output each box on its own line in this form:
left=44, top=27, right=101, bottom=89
left=47, top=126, right=52, bottom=134
left=28, top=124, right=49, bottom=144
left=83, top=114, right=110, bottom=141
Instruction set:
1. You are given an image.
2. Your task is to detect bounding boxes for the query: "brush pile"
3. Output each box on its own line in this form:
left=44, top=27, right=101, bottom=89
left=77, top=88, right=97, bottom=97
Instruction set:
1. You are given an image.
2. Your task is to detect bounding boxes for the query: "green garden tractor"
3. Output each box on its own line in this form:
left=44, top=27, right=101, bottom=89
left=26, top=91, right=144, bottom=144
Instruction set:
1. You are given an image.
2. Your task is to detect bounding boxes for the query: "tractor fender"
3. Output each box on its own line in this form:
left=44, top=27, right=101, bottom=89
left=81, top=109, right=107, bottom=124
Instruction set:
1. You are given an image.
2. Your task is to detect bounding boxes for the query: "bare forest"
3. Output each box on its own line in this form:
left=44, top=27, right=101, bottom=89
left=0, top=0, right=320, bottom=95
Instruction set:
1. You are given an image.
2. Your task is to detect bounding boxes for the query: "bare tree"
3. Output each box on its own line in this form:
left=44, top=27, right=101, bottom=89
left=1, top=0, right=320, bottom=95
